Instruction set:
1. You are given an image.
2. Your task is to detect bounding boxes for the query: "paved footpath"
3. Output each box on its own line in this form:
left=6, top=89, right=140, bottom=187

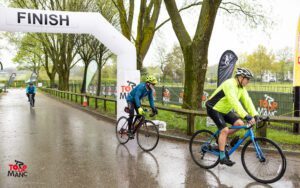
left=0, top=89, right=299, bottom=188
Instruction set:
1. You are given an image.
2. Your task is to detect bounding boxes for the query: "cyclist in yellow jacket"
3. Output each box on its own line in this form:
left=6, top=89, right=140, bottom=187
left=206, top=68, right=259, bottom=166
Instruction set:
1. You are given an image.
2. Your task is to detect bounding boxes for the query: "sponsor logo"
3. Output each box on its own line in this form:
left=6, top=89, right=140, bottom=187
left=119, top=81, right=136, bottom=99
left=179, top=90, right=184, bottom=103
left=162, top=88, right=170, bottom=102
left=258, top=94, right=278, bottom=116
left=7, top=160, right=28, bottom=178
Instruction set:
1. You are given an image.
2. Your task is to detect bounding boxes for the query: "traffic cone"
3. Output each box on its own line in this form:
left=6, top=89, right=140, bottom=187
left=83, top=95, right=88, bottom=107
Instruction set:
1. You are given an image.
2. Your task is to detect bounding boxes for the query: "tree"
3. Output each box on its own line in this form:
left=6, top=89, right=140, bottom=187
left=12, top=35, right=42, bottom=75
left=274, top=47, right=293, bottom=81
left=93, top=0, right=117, bottom=96
left=165, top=45, right=184, bottom=83
left=164, top=0, right=269, bottom=110
left=164, top=0, right=221, bottom=109
left=113, top=0, right=162, bottom=71
left=154, top=45, right=167, bottom=82
left=76, top=35, right=95, bottom=93
left=242, top=45, right=275, bottom=80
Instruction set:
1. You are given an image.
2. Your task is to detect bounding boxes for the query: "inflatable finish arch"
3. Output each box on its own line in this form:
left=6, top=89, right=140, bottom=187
left=0, top=7, right=140, bottom=119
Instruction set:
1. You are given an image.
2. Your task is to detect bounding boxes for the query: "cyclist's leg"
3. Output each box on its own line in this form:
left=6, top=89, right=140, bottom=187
left=206, top=106, right=227, bottom=151
left=32, top=93, right=35, bottom=105
left=224, top=111, right=242, bottom=135
left=127, top=102, right=135, bottom=130
left=206, top=106, right=235, bottom=166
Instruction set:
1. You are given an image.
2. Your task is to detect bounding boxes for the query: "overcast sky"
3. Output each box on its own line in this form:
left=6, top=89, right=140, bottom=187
left=0, top=0, right=299, bottom=69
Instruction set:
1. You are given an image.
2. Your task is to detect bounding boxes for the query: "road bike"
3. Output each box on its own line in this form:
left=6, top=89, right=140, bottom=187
left=189, top=116, right=286, bottom=184
left=116, top=108, right=159, bottom=152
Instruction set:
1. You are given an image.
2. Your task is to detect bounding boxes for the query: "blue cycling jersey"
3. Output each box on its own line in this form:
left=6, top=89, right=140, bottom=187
left=126, top=82, right=155, bottom=109
left=26, top=85, right=36, bottom=94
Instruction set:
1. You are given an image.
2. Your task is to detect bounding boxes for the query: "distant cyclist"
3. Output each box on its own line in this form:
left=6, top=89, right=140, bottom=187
left=26, top=82, right=36, bottom=107
left=126, top=75, right=158, bottom=138
left=205, top=68, right=259, bottom=166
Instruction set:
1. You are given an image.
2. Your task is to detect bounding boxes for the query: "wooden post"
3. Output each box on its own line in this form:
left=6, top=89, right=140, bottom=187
left=187, top=114, right=195, bottom=135
left=256, top=121, right=267, bottom=138
left=104, top=100, right=107, bottom=111
left=95, top=98, right=98, bottom=109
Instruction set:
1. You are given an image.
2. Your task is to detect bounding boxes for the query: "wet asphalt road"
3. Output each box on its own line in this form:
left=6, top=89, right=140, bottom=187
left=0, top=89, right=299, bottom=188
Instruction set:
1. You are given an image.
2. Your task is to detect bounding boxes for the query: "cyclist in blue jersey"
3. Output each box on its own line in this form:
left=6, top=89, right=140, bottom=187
left=26, top=82, right=36, bottom=107
left=126, top=75, right=158, bottom=138
left=206, top=68, right=259, bottom=166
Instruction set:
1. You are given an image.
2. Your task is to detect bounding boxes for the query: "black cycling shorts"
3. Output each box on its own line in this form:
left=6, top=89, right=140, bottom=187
left=206, top=104, right=240, bottom=130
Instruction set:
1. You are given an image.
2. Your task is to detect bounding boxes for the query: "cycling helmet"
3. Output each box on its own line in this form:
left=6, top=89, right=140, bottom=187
left=235, top=68, right=254, bottom=79
left=145, top=75, right=157, bottom=84
left=29, top=82, right=33, bottom=85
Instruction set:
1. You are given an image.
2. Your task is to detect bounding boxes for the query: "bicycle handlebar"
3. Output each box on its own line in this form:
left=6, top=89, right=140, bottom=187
left=246, top=116, right=269, bottom=129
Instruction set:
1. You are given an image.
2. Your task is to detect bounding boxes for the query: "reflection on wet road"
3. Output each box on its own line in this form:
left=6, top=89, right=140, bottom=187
left=0, top=89, right=299, bottom=187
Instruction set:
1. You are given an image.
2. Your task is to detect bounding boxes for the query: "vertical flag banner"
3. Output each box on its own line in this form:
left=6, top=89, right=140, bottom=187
left=86, top=61, right=98, bottom=91
left=207, top=50, right=237, bottom=127
left=293, top=16, right=300, bottom=133
left=217, top=50, right=238, bottom=86
left=293, top=16, right=300, bottom=87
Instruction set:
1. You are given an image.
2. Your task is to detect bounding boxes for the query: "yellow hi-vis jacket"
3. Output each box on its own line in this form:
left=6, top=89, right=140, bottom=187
left=206, top=78, right=258, bottom=118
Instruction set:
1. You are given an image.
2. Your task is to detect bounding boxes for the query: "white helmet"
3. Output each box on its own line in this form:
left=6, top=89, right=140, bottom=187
left=235, top=68, right=254, bottom=79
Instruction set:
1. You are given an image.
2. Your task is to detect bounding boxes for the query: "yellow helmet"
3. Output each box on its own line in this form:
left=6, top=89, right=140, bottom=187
left=145, top=75, right=157, bottom=84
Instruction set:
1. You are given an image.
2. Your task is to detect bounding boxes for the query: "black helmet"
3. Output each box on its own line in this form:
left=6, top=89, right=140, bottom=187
left=235, top=68, right=254, bottom=79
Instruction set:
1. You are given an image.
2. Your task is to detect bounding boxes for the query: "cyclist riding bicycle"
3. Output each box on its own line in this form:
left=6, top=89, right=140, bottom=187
left=205, top=68, right=259, bottom=166
left=26, top=82, right=36, bottom=107
left=126, top=75, right=158, bottom=139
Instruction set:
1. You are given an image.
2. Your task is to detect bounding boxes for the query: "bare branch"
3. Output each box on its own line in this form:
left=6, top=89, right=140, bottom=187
left=220, top=1, right=265, bottom=26
left=155, top=1, right=203, bottom=31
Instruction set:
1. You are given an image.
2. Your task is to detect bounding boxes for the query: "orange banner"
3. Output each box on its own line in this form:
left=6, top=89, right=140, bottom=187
left=293, top=16, right=300, bottom=86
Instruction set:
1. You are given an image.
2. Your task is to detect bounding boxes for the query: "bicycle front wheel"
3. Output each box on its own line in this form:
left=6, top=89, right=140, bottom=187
left=116, top=116, right=130, bottom=144
left=241, top=137, right=286, bottom=184
left=137, top=120, right=159, bottom=152
left=189, top=130, right=219, bottom=169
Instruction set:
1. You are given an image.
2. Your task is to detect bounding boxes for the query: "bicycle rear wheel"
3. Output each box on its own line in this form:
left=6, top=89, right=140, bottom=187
left=29, top=95, right=33, bottom=107
left=137, top=120, right=159, bottom=151
left=189, top=130, right=219, bottom=169
left=241, top=137, right=286, bottom=184
left=116, top=116, right=130, bottom=144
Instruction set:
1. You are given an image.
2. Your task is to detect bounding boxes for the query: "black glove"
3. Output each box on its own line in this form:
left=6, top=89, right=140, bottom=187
left=244, top=115, right=253, bottom=122
left=254, top=115, right=260, bottom=122
left=152, top=107, right=158, bottom=114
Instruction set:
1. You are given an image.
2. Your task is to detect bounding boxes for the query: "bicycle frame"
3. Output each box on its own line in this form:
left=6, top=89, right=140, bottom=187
left=208, top=125, right=266, bottom=161
left=130, top=115, right=145, bottom=134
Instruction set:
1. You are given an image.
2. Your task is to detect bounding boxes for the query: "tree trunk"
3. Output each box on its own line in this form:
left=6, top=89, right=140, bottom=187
left=58, top=70, right=69, bottom=91
left=182, top=45, right=195, bottom=109
left=96, top=67, right=102, bottom=96
left=164, top=0, right=220, bottom=110
left=49, top=78, right=55, bottom=88
left=81, top=65, right=88, bottom=93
